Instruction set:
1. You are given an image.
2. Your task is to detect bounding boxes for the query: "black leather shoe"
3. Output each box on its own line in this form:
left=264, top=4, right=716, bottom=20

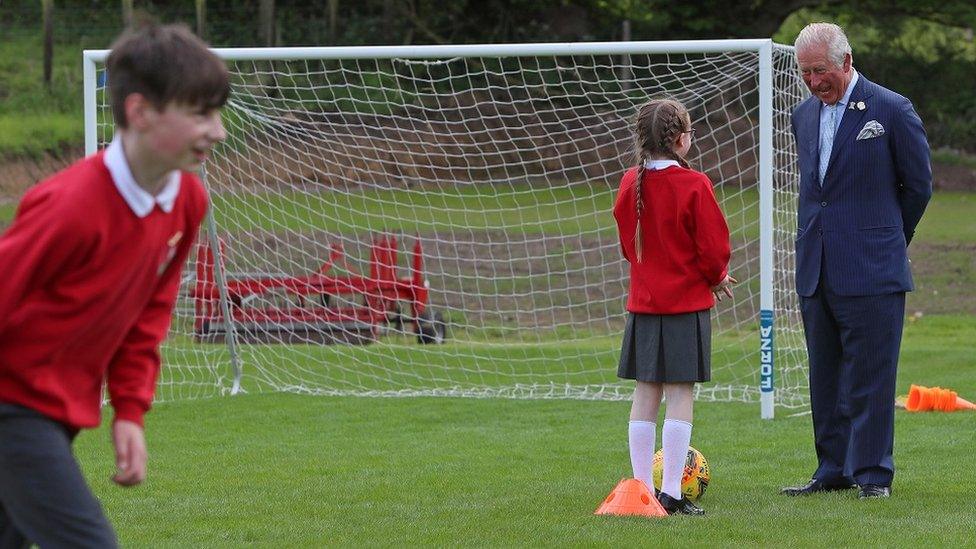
left=780, top=478, right=858, bottom=496
left=858, top=484, right=891, bottom=499
left=657, top=492, right=705, bottom=516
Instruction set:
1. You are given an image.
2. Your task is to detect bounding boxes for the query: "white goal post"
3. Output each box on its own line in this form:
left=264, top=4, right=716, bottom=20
left=83, top=39, right=809, bottom=418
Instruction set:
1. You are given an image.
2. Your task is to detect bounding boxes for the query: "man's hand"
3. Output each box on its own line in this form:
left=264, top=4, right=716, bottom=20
left=112, top=419, right=147, bottom=487
left=711, top=274, right=738, bottom=302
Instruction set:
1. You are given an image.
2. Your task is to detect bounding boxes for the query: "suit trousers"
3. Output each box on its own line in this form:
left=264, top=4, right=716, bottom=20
left=0, top=402, right=118, bottom=549
left=800, top=260, right=905, bottom=487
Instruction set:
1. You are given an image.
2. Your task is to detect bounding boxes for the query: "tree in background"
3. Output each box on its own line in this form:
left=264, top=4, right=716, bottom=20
left=42, top=0, right=54, bottom=87
left=260, top=0, right=275, bottom=47
left=196, top=0, right=207, bottom=39
left=121, top=0, right=133, bottom=27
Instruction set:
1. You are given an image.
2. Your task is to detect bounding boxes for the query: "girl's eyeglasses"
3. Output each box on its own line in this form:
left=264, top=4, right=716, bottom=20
left=684, top=129, right=697, bottom=138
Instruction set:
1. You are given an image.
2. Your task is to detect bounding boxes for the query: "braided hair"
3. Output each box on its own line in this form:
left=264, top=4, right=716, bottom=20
left=631, top=98, right=692, bottom=262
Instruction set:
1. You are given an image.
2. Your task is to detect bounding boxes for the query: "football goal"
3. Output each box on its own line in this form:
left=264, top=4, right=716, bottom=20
left=84, top=39, right=809, bottom=418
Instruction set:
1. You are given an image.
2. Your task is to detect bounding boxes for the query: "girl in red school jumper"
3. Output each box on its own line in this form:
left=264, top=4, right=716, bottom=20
left=613, top=98, right=735, bottom=516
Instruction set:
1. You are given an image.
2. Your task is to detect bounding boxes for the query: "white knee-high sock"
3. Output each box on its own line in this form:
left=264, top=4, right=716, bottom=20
left=628, top=420, right=656, bottom=491
left=661, top=418, right=693, bottom=499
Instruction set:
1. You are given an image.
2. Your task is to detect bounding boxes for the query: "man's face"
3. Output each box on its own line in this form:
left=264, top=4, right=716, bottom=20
left=796, top=43, right=853, bottom=106
left=142, top=102, right=226, bottom=172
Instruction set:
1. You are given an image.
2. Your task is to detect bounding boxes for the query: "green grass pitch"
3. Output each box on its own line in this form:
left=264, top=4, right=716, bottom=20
left=73, top=315, right=976, bottom=546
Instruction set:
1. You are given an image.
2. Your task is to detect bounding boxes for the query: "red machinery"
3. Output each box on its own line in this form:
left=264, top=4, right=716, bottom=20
left=191, top=235, right=445, bottom=345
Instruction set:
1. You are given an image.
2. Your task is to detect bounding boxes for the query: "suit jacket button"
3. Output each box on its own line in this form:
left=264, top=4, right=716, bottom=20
left=820, top=201, right=827, bottom=207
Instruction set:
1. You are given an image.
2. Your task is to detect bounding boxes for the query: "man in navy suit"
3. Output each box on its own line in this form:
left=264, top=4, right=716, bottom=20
left=781, top=22, right=932, bottom=499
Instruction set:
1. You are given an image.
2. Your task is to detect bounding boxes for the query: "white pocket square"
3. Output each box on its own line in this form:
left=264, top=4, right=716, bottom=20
left=856, top=120, right=885, bottom=140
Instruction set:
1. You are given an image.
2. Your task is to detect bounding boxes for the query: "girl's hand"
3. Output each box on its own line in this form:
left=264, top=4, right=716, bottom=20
left=711, top=274, right=738, bottom=301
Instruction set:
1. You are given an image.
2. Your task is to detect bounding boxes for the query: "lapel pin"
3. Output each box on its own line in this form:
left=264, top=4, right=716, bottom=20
left=856, top=101, right=866, bottom=111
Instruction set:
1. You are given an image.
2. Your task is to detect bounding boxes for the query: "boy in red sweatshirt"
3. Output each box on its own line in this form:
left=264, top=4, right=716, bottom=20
left=0, top=22, right=228, bottom=548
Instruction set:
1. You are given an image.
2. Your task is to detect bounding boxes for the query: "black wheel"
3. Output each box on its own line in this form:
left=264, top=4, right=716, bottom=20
left=415, top=308, right=447, bottom=344
left=386, top=304, right=405, bottom=333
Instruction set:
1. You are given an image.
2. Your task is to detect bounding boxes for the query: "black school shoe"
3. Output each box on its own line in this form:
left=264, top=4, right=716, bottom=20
left=780, top=478, right=858, bottom=496
left=657, top=492, right=705, bottom=516
left=857, top=484, right=891, bottom=499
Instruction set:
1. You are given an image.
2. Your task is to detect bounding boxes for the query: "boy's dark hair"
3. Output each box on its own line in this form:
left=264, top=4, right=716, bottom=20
left=107, top=22, right=230, bottom=128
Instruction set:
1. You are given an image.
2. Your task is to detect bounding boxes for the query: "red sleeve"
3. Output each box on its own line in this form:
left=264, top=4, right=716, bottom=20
left=691, top=176, right=731, bottom=286
left=108, top=185, right=209, bottom=426
left=612, top=170, right=636, bottom=263
left=0, top=188, right=89, bottom=334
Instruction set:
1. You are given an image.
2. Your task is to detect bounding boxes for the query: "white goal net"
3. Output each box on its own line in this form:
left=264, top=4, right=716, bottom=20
left=85, top=40, right=811, bottom=415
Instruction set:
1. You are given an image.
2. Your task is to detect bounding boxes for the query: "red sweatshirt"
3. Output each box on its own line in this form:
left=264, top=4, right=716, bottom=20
left=613, top=165, right=730, bottom=314
left=0, top=152, right=207, bottom=430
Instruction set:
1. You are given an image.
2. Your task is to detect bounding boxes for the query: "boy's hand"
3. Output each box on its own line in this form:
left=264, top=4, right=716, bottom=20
left=711, top=274, right=738, bottom=302
left=112, top=420, right=147, bottom=487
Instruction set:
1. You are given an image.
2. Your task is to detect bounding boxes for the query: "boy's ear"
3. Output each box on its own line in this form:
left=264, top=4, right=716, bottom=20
left=123, top=93, right=158, bottom=130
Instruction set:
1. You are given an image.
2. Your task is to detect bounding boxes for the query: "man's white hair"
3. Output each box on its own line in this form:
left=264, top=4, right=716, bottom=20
left=795, top=22, right=852, bottom=67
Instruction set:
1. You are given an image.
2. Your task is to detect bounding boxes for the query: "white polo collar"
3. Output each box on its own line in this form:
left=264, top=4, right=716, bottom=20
left=103, top=136, right=181, bottom=217
left=643, top=159, right=680, bottom=170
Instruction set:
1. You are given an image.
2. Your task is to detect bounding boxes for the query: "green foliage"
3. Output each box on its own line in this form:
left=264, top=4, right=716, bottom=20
left=931, top=148, right=976, bottom=169
left=0, top=34, right=85, bottom=158
left=0, top=113, right=80, bottom=159
left=0, top=34, right=83, bottom=115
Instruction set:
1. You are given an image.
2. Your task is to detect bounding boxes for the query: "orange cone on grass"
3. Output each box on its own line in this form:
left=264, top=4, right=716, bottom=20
left=905, top=384, right=976, bottom=412
left=594, top=478, right=668, bottom=517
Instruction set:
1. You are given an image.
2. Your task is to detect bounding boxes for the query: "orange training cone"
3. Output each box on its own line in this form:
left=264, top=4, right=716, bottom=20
left=594, top=478, right=668, bottom=518
left=957, top=396, right=976, bottom=411
left=906, top=384, right=976, bottom=412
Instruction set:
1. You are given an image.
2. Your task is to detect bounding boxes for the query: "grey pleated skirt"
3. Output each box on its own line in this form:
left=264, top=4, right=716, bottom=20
left=617, top=310, right=711, bottom=383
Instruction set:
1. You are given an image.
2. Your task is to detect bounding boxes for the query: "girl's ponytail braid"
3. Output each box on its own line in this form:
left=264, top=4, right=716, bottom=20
left=634, top=154, right=647, bottom=262
left=632, top=101, right=663, bottom=264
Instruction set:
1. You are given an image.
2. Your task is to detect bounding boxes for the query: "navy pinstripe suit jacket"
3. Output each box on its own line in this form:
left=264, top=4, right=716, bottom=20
left=791, top=74, right=932, bottom=297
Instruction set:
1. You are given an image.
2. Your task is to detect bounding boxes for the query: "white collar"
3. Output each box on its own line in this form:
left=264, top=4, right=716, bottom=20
left=643, top=159, right=680, bottom=170
left=103, top=136, right=181, bottom=217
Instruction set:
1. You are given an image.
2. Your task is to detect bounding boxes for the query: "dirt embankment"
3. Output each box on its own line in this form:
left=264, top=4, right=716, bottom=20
left=0, top=150, right=84, bottom=203
left=930, top=162, right=976, bottom=191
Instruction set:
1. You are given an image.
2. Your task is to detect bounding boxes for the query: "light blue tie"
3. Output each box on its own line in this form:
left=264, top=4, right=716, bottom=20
left=818, top=105, right=837, bottom=186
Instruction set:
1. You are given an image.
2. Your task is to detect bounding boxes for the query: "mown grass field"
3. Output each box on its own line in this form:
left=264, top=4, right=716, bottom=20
left=71, top=316, right=976, bottom=547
